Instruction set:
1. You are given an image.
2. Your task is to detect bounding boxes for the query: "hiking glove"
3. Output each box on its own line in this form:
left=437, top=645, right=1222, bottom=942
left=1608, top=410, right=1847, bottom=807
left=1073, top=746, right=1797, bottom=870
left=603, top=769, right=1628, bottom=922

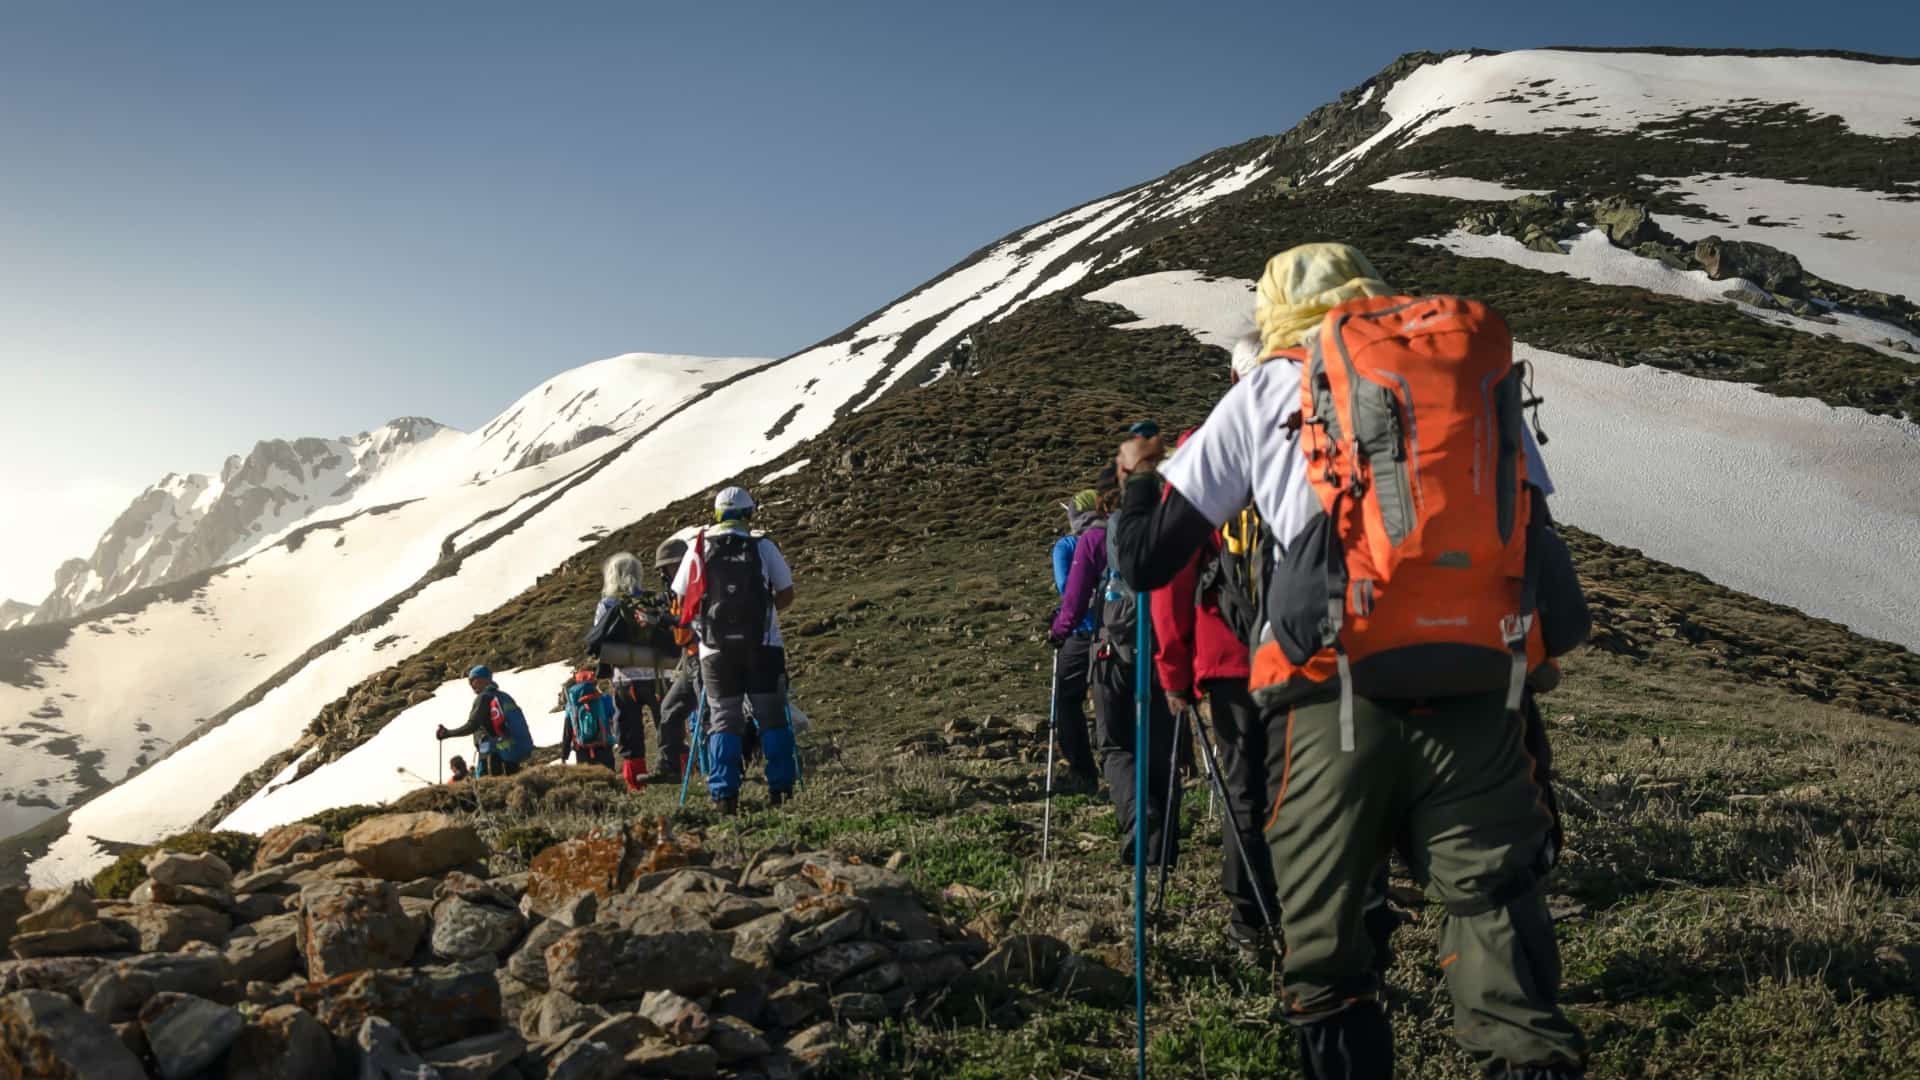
left=1047, top=632, right=1067, bottom=650
left=435, top=725, right=448, bottom=740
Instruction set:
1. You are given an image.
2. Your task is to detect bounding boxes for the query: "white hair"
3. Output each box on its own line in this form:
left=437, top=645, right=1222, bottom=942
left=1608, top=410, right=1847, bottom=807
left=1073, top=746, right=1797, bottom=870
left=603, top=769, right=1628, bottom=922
left=602, top=552, right=646, bottom=599
left=1229, top=330, right=1265, bottom=380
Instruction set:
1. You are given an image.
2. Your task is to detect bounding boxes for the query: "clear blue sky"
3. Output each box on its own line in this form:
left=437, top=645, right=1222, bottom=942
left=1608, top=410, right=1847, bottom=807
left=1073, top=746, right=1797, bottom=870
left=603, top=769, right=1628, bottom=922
left=2, top=1, right=1913, bottom=602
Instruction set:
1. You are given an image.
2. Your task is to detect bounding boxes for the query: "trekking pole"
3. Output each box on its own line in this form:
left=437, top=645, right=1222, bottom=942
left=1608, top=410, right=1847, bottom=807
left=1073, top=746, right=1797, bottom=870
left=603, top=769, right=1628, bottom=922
left=1133, top=593, right=1152, bottom=1080
left=1151, top=705, right=1185, bottom=915
left=1190, top=707, right=1276, bottom=930
left=1041, top=648, right=1059, bottom=866
left=438, top=740, right=444, bottom=785
left=679, top=690, right=703, bottom=807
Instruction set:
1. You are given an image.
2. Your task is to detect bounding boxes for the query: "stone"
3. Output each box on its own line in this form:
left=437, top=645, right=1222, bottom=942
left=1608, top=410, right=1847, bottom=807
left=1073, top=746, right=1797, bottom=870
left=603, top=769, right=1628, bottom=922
left=300, top=878, right=424, bottom=980
left=715, top=983, right=769, bottom=1027
left=900, top=953, right=970, bottom=994
left=1591, top=195, right=1656, bottom=247
left=594, top=894, right=710, bottom=936
left=232, top=863, right=303, bottom=894
left=838, top=960, right=904, bottom=994
left=1051, top=954, right=1132, bottom=1007
left=942, top=883, right=990, bottom=905
left=298, top=964, right=502, bottom=1052
left=625, top=1039, right=719, bottom=1077
left=0, top=988, right=146, bottom=1078
left=546, top=1033, right=622, bottom=1080
left=130, top=878, right=238, bottom=914
left=972, top=933, right=1069, bottom=991
left=224, top=1003, right=336, bottom=1080
left=707, top=1015, right=772, bottom=1062
left=530, top=989, right=610, bottom=1040
left=681, top=892, right=775, bottom=930
left=139, top=991, right=245, bottom=1079
left=524, top=818, right=703, bottom=920
left=495, top=969, right=541, bottom=1034
left=256, top=823, right=330, bottom=868
left=144, top=850, right=235, bottom=891
left=98, top=902, right=231, bottom=953
left=81, top=946, right=231, bottom=1023
left=882, top=851, right=907, bottom=872
left=831, top=991, right=889, bottom=1021
left=784, top=1022, right=842, bottom=1071
left=796, top=940, right=891, bottom=984
left=16, top=882, right=96, bottom=936
left=225, top=914, right=301, bottom=984
left=764, top=980, right=828, bottom=1029
left=421, top=1030, right=527, bottom=1079
left=435, top=871, right=518, bottom=908
left=354, top=1015, right=439, bottom=1079
left=10, top=920, right=134, bottom=959
left=0, top=886, right=30, bottom=954
left=772, top=878, right=821, bottom=908
left=1695, top=235, right=1804, bottom=293
left=551, top=889, right=599, bottom=928
left=638, top=989, right=710, bottom=1045
left=344, top=812, right=488, bottom=881
left=784, top=909, right=867, bottom=959
left=545, top=924, right=750, bottom=1004
left=232, top=891, right=289, bottom=921
left=114, top=1019, right=149, bottom=1062
left=798, top=854, right=913, bottom=899
left=506, top=918, right=569, bottom=990
left=729, top=911, right=793, bottom=971
left=431, top=895, right=527, bottom=961
left=0, top=955, right=108, bottom=997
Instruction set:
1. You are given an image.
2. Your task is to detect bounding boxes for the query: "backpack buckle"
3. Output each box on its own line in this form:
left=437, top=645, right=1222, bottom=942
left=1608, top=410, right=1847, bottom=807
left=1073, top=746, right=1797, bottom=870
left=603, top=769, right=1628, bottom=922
left=1501, top=612, right=1533, bottom=647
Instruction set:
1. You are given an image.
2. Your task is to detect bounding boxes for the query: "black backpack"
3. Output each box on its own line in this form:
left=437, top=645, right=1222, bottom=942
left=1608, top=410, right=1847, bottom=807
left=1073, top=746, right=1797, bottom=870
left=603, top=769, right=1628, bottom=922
left=699, top=530, right=770, bottom=652
left=1195, top=507, right=1265, bottom=647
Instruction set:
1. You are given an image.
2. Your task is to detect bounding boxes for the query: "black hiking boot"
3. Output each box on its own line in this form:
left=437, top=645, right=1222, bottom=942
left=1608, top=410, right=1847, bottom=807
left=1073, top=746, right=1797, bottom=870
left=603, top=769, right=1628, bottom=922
left=715, top=797, right=740, bottom=817
left=768, top=790, right=792, bottom=808
left=1226, top=921, right=1275, bottom=958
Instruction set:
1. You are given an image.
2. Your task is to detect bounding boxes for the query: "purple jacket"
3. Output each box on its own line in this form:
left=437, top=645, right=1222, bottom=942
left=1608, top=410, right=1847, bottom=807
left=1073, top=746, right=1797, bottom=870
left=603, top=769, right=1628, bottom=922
left=1050, top=523, right=1107, bottom=639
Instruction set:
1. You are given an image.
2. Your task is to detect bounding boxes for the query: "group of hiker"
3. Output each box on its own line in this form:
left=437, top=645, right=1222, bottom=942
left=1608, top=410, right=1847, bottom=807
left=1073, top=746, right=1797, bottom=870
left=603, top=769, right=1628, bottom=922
left=1048, top=242, right=1590, bottom=1079
left=438, top=484, right=801, bottom=816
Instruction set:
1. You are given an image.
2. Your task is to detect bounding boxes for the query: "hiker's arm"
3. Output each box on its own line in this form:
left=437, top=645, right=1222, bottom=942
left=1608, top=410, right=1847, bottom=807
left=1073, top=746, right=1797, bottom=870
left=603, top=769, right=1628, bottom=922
left=1050, top=538, right=1099, bottom=639
left=585, top=598, right=620, bottom=650
left=1150, top=549, right=1201, bottom=699
left=774, top=586, right=795, bottom=612
left=1112, top=477, right=1214, bottom=592
left=763, top=541, right=796, bottom=613
left=441, top=698, right=485, bottom=740
left=559, top=716, right=575, bottom=763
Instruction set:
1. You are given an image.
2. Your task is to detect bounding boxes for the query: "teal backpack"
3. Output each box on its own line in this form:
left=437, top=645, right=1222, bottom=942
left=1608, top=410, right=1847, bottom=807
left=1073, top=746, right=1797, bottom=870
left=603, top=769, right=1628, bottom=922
left=564, top=673, right=614, bottom=749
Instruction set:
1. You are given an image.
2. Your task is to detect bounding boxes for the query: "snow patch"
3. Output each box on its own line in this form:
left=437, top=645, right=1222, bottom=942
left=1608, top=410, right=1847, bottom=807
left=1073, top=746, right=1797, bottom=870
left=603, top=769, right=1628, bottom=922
left=1085, top=272, right=1257, bottom=352
left=758, top=459, right=812, bottom=486
left=1370, top=172, right=1551, bottom=201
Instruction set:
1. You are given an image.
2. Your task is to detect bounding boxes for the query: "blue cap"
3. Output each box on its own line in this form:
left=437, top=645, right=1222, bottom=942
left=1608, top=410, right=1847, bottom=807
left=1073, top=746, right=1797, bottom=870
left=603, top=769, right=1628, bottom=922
left=467, top=665, right=493, bottom=681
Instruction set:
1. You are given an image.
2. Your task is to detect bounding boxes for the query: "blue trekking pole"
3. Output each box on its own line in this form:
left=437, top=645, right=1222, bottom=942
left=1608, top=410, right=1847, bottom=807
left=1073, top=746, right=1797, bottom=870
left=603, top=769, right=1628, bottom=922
left=679, top=689, right=704, bottom=807
left=1133, top=589, right=1152, bottom=1079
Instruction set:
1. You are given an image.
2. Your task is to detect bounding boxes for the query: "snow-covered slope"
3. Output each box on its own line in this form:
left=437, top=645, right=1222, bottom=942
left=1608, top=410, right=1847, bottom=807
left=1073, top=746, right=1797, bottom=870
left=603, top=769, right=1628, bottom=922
left=5, top=157, right=1291, bottom=882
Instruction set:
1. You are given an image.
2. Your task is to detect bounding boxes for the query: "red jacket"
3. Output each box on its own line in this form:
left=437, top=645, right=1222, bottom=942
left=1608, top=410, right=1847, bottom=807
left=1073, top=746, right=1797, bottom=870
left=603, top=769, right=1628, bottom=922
left=1151, top=428, right=1252, bottom=694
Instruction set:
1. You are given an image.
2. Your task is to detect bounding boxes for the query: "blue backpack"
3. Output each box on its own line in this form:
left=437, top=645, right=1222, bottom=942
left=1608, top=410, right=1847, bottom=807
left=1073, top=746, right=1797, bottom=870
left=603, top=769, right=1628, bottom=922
left=564, top=673, right=614, bottom=748
left=493, top=691, right=536, bottom=764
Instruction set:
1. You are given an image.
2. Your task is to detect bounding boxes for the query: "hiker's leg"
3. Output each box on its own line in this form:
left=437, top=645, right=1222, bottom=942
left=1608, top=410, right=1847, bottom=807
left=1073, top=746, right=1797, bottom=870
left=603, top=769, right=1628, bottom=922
left=1269, top=693, right=1403, bottom=1080
left=1141, top=673, right=1181, bottom=868
left=1405, top=690, right=1586, bottom=1076
left=1053, top=634, right=1099, bottom=783
left=1206, top=678, right=1276, bottom=934
left=699, top=652, right=750, bottom=803
left=658, top=656, right=696, bottom=776
left=749, top=646, right=796, bottom=796
left=1091, top=652, right=1139, bottom=864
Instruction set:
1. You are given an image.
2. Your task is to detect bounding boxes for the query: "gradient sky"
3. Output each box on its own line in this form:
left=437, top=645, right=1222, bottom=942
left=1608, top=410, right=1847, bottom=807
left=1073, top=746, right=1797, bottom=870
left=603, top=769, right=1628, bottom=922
left=3, top=1, right=1914, bottom=602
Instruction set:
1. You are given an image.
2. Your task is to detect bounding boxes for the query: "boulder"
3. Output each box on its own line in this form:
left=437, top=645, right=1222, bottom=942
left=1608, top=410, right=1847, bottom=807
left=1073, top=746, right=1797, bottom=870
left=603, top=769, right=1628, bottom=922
left=637, top=989, right=711, bottom=1045
left=545, top=924, right=751, bottom=1004
left=431, top=895, right=527, bottom=961
left=0, top=955, right=109, bottom=998
left=798, top=855, right=912, bottom=899
left=354, top=1015, right=439, bottom=1079
left=729, top=911, right=794, bottom=971
left=707, top=1016, right=772, bottom=1063
left=764, top=980, right=828, bottom=1029
left=130, top=878, right=238, bottom=914
left=624, top=1039, right=719, bottom=1077
left=1051, top=954, right=1132, bottom=1007
left=299, top=879, right=424, bottom=980
left=10, top=920, right=135, bottom=959
left=529, top=989, right=610, bottom=1040
left=831, top=991, right=888, bottom=1022
left=784, top=1022, right=842, bottom=1073
left=81, top=946, right=232, bottom=1023
left=16, top=882, right=97, bottom=936
left=98, top=902, right=231, bottom=953
left=232, top=891, right=289, bottom=921
left=143, top=850, right=235, bottom=891
left=139, top=991, right=245, bottom=1079
left=224, top=1003, right=336, bottom=1080
left=545, top=1033, right=622, bottom=1080
left=232, top=863, right=304, bottom=895
left=1591, top=195, right=1658, bottom=247
left=256, top=823, right=330, bottom=868
left=225, top=914, right=302, bottom=984
left=422, top=1029, right=527, bottom=1079
left=506, top=918, right=569, bottom=990
left=838, top=961, right=904, bottom=994
left=299, top=964, right=503, bottom=1052
left=524, top=819, right=704, bottom=919
left=0, top=988, right=146, bottom=1079
left=796, top=940, right=891, bottom=985
left=343, top=811, right=487, bottom=881
left=1694, top=236, right=1804, bottom=294
left=971, top=933, right=1069, bottom=991
left=595, top=894, right=711, bottom=936
left=784, top=908, right=866, bottom=960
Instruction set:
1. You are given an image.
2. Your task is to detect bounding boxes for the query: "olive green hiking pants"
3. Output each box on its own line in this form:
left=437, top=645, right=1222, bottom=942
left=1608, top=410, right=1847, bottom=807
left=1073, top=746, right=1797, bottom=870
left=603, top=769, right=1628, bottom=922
left=1266, top=687, right=1586, bottom=1075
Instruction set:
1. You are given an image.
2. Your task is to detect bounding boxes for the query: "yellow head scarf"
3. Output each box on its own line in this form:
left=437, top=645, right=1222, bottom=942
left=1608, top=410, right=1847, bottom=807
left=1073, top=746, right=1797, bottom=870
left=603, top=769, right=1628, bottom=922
left=1254, top=243, right=1393, bottom=356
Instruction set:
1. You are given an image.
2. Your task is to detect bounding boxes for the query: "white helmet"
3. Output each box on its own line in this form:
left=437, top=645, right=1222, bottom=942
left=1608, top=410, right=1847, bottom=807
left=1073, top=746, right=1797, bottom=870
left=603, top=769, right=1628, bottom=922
left=714, top=486, right=756, bottom=520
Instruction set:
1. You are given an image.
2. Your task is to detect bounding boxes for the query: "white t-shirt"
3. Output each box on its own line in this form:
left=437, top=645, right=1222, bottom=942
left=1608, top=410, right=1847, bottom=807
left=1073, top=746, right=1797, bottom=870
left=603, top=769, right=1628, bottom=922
left=670, top=528, right=794, bottom=658
left=1160, top=358, right=1553, bottom=546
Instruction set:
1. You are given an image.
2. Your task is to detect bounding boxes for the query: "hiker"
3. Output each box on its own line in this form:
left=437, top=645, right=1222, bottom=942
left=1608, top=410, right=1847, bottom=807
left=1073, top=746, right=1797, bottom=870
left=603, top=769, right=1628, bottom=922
left=1148, top=391, right=1276, bottom=952
left=1044, top=487, right=1104, bottom=792
left=653, top=533, right=699, bottom=782
left=1109, top=244, right=1588, bottom=1079
left=437, top=665, right=535, bottom=778
left=1060, top=484, right=1181, bottom=868
left=447, top=755, right=471, bottom=783
left=560, top=670, right=619, bottom=771
left=670, top=486, right=798, bottom=814
left=587, top=552, right=676, bottom=788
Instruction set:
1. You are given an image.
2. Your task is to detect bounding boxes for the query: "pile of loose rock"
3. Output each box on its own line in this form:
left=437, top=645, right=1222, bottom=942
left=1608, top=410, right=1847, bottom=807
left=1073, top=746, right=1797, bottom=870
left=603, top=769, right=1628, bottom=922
left=896, top=714, right=1046, bottom=764
left=0, top=809, right=1129, bottom=1078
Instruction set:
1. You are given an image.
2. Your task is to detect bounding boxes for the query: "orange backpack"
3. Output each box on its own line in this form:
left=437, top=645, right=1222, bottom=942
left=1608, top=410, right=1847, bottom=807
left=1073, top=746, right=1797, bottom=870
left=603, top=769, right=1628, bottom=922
left=1252, top=294, right=1549, bottom=748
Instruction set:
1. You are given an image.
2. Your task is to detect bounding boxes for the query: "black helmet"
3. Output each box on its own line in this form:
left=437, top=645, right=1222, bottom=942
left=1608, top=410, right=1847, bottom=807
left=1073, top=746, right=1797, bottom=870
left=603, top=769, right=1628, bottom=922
left=654, top=536, right=688, bottom=570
